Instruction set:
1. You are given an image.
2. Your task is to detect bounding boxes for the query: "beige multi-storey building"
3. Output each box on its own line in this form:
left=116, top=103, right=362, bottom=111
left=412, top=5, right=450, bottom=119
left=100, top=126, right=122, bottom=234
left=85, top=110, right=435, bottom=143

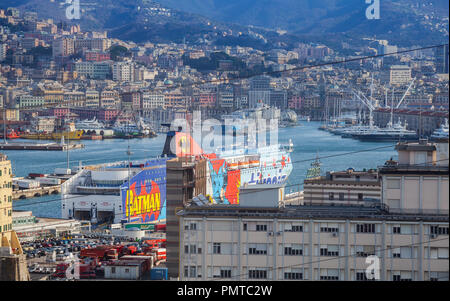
left=0, top=153, right=13, bottom=244
left=0, top=154, right=29, bottom=281
left=383, top=65, right=412, bottom=86
left=379, top=140, right=449, bottom=215
left=100, top=90, right=120, bottom=109
left=178, top=207, right=448, bottom=281
left=175, top=140, right=449, bottom=281
left=303, top=169, right=381, bottom=205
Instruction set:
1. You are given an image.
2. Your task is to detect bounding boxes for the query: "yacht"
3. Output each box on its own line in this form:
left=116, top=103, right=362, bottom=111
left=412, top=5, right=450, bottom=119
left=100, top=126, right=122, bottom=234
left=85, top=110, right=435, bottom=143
left=352, top=120, right=418, bottom=142
left=430, top=119, right=449, bottom=141
left=75, top=117, right=106, bottom=130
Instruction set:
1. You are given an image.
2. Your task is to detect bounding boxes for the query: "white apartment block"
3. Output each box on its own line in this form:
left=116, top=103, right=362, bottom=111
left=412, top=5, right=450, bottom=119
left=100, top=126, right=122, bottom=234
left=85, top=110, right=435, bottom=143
left=100, top=90, right=120, bottom=108
left=74, top=61, right=111, bottom=79
left=178, top=210, right=448, bottom=281
left=388, top=65, right=412, bottom=86
left=0, top=43, right=6, bottom=62
left=85, top=90, right=100, bottom=108
left=142, top=92, right=165, bottom=110
left=112, top=62, right=134, bottom=82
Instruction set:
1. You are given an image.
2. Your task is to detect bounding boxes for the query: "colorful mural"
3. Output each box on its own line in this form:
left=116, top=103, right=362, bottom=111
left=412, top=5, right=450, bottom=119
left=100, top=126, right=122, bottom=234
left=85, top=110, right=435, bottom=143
left=121, top=159, right=167, bottom=223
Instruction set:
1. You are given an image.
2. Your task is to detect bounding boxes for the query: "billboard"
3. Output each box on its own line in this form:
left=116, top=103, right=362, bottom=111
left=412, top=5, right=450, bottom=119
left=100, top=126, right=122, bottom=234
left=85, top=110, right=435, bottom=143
left=121, top=159, right=167, bottom=223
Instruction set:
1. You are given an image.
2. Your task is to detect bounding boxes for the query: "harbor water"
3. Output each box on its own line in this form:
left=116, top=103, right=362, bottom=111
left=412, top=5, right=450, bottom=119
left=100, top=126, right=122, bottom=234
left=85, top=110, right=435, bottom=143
left=5, top=122, right=397, bottom=218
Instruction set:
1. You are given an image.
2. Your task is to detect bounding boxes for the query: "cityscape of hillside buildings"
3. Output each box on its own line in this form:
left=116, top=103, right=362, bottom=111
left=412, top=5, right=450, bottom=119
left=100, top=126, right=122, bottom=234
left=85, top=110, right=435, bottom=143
left=0, top=5, right=448, bottom=284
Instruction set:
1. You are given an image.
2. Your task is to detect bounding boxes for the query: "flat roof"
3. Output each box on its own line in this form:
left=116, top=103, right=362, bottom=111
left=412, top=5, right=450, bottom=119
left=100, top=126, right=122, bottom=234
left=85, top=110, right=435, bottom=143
left=177, top=204, right=448, bottom=222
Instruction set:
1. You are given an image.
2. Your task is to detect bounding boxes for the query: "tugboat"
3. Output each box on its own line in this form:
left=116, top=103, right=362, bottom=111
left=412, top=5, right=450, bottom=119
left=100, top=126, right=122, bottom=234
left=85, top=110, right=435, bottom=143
left=0, top=129, right=21, bottom=139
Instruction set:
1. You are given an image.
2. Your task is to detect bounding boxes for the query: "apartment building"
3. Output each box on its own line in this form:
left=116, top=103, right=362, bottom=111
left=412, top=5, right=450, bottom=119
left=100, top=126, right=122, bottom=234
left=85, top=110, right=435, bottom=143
left=52, top=38, right=74, bottom=57
left=85, top=90, right=100, bottom=108
left=303, top=169, right=381, bottom=205
left=178, top=206, right=448, bottom=281
left=74, top=61, right=111, bottom=79
left=383, top=65, right=412, bottom=86
left=112, top=62, right=134, bottom=82
left=0, top=43, right=7, bottom=61
left=175, top=140, right=449, bottom=281
left=100, top=90, right=120, bottom=109
left=142, top=91, right=165, bottom=110
left=379, top=140, right=449, bottom=215
left=0, top=154, right=13, bottom=242
left=0, top=153, right=27, bottom=281
left=166, top=157, right=207, bottom=279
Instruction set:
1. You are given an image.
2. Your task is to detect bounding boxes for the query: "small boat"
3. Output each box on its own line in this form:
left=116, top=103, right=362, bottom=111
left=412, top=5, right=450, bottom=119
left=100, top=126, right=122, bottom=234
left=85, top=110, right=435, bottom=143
left=430, top=119, right=449, bottom=141
left=1, top=129, right=21, bottom=139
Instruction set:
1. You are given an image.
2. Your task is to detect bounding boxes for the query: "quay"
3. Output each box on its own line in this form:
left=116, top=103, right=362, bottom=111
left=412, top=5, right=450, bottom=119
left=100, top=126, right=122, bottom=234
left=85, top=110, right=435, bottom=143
left=0, top=143, right=84, bottom=151
left=12, top=185, right=61, bottom=200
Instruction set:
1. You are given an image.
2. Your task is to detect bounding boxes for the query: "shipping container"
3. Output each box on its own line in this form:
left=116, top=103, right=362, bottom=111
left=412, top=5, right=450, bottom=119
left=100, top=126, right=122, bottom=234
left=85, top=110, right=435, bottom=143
left=34, top=177, right=61, bottom=185
left=28, top=173, right=46, bottom=178
left=150, top=267, right=168, bottom=280
left=13, top=179, right=40, bottom=189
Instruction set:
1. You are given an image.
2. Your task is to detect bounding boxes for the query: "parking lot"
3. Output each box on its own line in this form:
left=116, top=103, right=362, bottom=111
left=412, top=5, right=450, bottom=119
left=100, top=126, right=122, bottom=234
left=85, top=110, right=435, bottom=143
left=21, top=233, right=166, bottom=280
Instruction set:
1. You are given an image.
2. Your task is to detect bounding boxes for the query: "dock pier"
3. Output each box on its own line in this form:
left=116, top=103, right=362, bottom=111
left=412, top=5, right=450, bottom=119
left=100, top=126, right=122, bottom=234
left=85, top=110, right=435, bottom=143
left=0, top=143, right=84, bottom=151
left=13, top=185, right=61, bottom=200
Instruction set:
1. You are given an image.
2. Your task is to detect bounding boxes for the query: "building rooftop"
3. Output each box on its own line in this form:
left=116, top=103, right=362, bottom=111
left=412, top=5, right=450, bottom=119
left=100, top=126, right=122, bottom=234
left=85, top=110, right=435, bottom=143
left=178, top=203, right=448, bottom=222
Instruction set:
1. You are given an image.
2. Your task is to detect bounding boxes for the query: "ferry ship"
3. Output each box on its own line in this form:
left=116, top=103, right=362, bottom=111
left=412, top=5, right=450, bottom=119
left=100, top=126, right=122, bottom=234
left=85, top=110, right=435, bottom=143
left=162, top=126, right=293, bottom=205
left=61, top=125, right=294, bottom=225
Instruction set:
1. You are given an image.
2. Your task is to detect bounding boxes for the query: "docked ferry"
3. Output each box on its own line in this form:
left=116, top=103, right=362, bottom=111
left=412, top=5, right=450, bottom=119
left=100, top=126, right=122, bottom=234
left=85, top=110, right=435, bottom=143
left=162, top=127, right=294, bottom=205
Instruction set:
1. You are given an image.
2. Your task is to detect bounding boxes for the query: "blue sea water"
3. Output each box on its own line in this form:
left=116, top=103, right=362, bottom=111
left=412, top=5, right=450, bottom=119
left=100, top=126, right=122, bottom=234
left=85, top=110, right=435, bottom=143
left=4, top=121, right=397, bottom=218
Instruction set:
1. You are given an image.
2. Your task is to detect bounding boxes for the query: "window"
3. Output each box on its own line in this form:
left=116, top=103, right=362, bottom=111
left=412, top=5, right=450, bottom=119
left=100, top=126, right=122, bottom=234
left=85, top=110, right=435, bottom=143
left=320, top=269, right=339, bottom=281
left=284, top=245, right=303, bottom=256
left=284, top=223, right=303, bottom=232
left=249, top=244, right=268, bottom=255
left=354, top=245, right=376, bottom=257
left=189, top=223, right=197, bottom=230
left=292, top=225, right=303, bottom=232
left=248, top=269, right=267, bottom=279
left=426, top=247, right=449, bottom=259
left=392, top=248, right=401, bottom=258
left=111, top=267, right=116, bottom=274
left=243, top=223, right=247, bottom=231
left=356, top=224, right=376, bottom=233
left=329, top=192, right=334, bottom=200
left=393, top=226, right=401, bottom=234
left=220, top=269, right=232, bottom=279
left=358, top=193, right=364, bottom=201
left=339, top=193, right=344, bottom=201
left=125, top=268, right=130, bottom=273
left=320, top=223, right=339, bottom=233
left=430, top=226, right=449, bottom=235
left=190, top=266, right=197, bottom=278
left=320, top=245, right=339, bottom=257
left=256, top=224, right=267, bottom=232
left=284, top=272, right=303, bottom=280
left=356, top=272, right=373, bottom=281
left=213, top=243, right=221, bottom=254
